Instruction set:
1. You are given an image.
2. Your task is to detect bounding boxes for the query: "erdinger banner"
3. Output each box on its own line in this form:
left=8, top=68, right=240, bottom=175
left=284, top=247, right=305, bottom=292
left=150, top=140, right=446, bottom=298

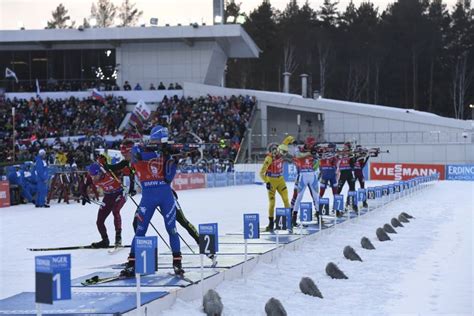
left=172, top=173, right=206, bottom=190
left=446, top=164, right=474, bottom=181
left=370, top=162, right=445, bottom=180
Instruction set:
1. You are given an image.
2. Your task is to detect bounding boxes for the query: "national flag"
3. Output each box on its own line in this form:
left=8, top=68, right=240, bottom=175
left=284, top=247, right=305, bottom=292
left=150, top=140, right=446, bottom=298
left=127, top=100, right=151, bottom=130
left=129, top=112, right=145, bottom=130
left=35, top=79, right=40, bottom=97
left=5, top=67, right=18, bottom=83
left=91, top=88, right=106, bottom=103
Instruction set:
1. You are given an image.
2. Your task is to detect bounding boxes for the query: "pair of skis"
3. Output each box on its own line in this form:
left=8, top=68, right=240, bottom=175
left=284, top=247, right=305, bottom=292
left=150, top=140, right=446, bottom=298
left=81, top=272, right=195, bottom=287
left=28, top=244, right=130, bottom=252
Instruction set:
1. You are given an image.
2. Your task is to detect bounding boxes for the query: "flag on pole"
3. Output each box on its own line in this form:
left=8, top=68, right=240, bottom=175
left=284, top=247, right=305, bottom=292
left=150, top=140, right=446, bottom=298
left=35, top=79, right=40, bottom=97
left=91, top=88, right=106, bottom=103
left=127, top=100, right=152, bottom=130
left=5, top=68, right=18, bottom=83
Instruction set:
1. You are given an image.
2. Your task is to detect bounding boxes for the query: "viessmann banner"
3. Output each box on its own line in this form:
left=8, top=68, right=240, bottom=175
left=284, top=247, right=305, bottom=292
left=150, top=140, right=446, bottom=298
left=370, top=162, right=446, bottom=180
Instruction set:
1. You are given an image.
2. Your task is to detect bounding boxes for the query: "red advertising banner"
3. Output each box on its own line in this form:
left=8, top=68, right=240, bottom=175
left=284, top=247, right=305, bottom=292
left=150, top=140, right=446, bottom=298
left=370, top=162, right=445, bottom=181
left=172, top=173, right=207, bottom=190
left=0, top=180, right=10, bottom=207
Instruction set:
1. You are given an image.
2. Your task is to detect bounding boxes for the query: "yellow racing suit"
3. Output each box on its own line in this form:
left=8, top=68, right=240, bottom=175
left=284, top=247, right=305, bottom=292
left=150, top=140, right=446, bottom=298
left=259, top=153, right=290, bottom=218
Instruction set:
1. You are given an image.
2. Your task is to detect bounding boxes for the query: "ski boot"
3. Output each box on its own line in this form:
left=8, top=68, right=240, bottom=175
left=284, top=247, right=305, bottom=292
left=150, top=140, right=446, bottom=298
left=265, top=217, right=275, bottom=232
left=291, top=212, right=298, bottom=227
left=114, top=231, right=122, bottom=247
left=363, top=201, right=368, bottom=208
left=91, top=237, right=110, bottom=248
left=120, top=256, right=135, bottom=278
left=172, top=252, right=185, bottom=276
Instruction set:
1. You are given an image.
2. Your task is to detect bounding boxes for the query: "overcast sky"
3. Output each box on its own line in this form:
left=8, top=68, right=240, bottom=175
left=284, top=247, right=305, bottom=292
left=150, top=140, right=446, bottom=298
left=0, top=0, right=459, bottom=30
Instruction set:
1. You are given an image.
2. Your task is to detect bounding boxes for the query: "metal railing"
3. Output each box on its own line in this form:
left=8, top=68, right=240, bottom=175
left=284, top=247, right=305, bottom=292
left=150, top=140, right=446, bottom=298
left=324, top=131, right=473, bottom=145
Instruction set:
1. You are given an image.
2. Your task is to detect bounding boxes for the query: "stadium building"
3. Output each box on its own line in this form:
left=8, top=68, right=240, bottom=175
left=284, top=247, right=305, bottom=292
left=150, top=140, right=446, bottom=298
left=1, top=25, right=472, bottom=166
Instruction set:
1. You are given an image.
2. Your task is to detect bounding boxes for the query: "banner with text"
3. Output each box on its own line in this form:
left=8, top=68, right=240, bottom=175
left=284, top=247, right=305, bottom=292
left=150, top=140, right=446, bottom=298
left=172, top=173, right=207, bottom=190
left=445, top=164, right=474, bottom=181
left=370, top=162, right=445, bottom=180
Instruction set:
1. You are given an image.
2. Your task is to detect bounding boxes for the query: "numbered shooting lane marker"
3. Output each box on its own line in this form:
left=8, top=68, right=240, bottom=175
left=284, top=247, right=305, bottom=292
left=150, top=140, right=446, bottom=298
left=35, top=253, right=71, bottom=314
left=299, top=202, right=313, bottom=235
left=243, top=214, right=260, bottom=280
left=367, top=188, right=375, bottom=211
left=357, top=188, right=367, bottom=209
left=382, top=185, right=389, bottom=204
left=275, top=208, right=291, bottom=246
left=135, top=236, right=157, bottom=313
left=135, top=236, right=158, bottom=275
left=199, top=223, right=218, bottom=255
left=318, top=198, right=330, bottom=230
left=275, top=207, right=291, bottom=231
left=375, top=187, right=383, bottom=209
left=347, top=191, right=358, bottom=215
left=199, top=223, right=219, bottom=294
left=388, top=184, right=395, bottom=202
left=244, top=214, right=260, bottom=240
left=333, top=194, right=344, bottom=212
left=394, top=183, right=401, bottom=199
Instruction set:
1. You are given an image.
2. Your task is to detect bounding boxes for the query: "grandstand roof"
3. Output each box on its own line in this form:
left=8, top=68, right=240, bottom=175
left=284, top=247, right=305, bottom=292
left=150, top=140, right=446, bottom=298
left=0, top=25, right=260, bottom=58
left=183, top=82, right=472, bottom=131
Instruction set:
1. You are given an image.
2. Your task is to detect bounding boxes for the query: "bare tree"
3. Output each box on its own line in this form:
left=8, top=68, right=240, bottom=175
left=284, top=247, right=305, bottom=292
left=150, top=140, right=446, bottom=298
left=451, top=53, right=472, bottom=119
left=118, top=0, right=143, bottom=27
left=91, top=0, right=117, bottom=27
left=283, top=43, right=298, bottom=74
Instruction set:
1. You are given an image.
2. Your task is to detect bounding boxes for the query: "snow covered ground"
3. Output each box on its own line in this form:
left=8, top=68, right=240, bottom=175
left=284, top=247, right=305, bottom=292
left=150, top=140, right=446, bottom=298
left=0, top=180, right=472, bottom=315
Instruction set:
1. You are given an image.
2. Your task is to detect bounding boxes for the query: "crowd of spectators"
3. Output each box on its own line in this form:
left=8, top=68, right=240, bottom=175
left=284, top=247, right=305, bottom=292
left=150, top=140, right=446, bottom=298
left=1, top=93, right=255, bottom=171
left=10, top=80, right=184, bottom=93
left=0, top=95, right=126, bottom=165
left=152, top=94, right=256, bottom=163
left=123, top=81, right=182, bottom=91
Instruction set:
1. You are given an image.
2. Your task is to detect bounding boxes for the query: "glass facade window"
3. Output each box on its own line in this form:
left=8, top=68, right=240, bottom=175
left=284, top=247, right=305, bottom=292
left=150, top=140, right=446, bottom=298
left=0, top=49, right=117, bottom=92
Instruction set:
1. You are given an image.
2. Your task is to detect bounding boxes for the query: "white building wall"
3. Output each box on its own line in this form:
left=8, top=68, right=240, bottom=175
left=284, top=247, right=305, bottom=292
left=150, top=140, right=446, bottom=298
left=183, top=82, right=474, bottom=164
left=117, top=41, right=221, bottom=89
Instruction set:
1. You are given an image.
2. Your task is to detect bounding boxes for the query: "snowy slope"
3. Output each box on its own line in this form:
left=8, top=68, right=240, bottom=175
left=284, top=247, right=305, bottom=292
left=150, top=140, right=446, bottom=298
left=162, top=181, right=473, bottom=316
left=0, top=181, right=472, bottom=315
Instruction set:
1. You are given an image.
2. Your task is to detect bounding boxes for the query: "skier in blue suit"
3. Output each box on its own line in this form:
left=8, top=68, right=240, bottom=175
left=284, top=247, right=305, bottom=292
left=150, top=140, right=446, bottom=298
left=35, top=149, right=50, bottom=208
left=121, top=125, right=184, bottom=277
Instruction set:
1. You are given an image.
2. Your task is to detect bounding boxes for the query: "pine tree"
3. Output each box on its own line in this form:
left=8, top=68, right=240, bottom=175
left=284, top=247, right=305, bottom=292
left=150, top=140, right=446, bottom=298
left=118, top=0, right=143, bottom=27
left=47, top=3, right=75, bottom=29
left=90, top=0, right=117, bottom=28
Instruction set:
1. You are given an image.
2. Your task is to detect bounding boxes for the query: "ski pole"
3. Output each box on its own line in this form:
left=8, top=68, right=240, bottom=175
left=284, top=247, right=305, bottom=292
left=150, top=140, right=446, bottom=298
left=127, top=194, right=172, bottom=251
left=173, top=199, right=196, bottom=254
left=96, top=163, right=172, bottom=251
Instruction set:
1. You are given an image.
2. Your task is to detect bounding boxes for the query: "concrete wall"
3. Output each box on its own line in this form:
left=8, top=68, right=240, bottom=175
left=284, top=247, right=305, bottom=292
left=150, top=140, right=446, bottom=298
left=117, top=41, right=224, bottom=89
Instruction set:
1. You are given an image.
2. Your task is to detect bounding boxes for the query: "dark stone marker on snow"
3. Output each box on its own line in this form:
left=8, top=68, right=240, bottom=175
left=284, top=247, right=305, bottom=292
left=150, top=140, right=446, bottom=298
left=343, top=245, right=363, bottom=262
left=376, top=227, right=391, bottom=241
left=265, top=297, right=287, bottom=316
left=383, top=223, right=397, bottom=234
left=203, top=289, right=223, bottom=316
left=398, top=214, right=410, bottom=223
left=361, top=237, right=376, bottom=250
left=299, top=277, right=323, bottom=298
left=325, top=262, right=348, bottom=279
left=391, top=217, right=404, bottom=228
left=401, top=212, right=414, bottom=219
